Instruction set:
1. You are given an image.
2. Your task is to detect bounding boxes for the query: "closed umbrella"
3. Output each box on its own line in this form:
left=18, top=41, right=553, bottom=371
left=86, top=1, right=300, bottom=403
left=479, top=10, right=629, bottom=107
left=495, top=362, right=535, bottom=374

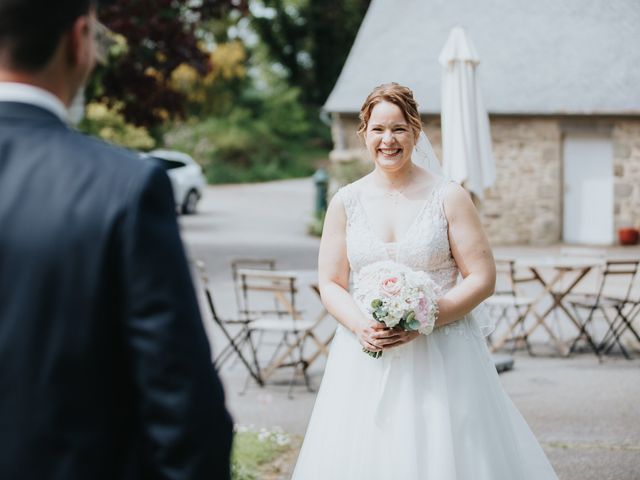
left=439, top=26, right=495, bottom=200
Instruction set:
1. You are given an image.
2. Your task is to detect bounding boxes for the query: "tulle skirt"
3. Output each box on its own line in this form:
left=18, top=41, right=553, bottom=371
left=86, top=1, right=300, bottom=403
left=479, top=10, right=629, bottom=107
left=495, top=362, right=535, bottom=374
left=292, top=315, right=558, bottom=480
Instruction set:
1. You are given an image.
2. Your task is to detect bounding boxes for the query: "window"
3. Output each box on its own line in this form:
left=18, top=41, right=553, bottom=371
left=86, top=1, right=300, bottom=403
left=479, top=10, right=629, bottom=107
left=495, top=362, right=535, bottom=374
left=149, top=156, right=185, bottom=170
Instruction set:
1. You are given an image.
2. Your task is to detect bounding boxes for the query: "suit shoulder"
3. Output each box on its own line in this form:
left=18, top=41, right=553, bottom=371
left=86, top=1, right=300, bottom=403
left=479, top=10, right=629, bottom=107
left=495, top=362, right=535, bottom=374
left=54, top=129, right=163, bottom=200
left=65, top=130, right=150, bottom=175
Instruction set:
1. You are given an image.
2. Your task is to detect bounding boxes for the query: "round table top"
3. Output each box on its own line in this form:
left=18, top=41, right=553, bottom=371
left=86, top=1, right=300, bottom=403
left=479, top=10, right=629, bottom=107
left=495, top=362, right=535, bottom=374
left=514, top=256, right=605, bottom=269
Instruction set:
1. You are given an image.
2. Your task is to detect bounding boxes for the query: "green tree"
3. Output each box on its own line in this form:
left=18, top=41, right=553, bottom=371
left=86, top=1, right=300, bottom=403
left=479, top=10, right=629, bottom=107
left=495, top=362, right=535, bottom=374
left=91, top=0, right=248, bottom=129
left=250, top=0, right=370, bottom=106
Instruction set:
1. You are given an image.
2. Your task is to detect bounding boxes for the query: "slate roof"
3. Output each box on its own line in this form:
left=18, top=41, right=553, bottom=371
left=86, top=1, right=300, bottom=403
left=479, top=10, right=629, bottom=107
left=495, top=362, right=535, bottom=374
left=324, top=0, right=640, bottom=115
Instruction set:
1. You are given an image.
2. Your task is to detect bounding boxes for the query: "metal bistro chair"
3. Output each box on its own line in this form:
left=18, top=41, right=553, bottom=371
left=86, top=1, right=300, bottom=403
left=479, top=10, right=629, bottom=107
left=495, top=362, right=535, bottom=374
left=237, top=268, right=320, bottom=397
left=568, top=259, right=640, bottom=359
left=487, top=258, right=537, bottom=354
left=193, top=260, right=263, bottom=386
left=601, top=276, right=640, bottom=356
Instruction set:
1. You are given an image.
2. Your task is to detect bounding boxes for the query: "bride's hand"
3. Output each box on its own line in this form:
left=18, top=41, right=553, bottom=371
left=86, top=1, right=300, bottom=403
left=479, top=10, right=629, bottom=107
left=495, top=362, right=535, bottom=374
left=373, top=326, right=420, bottom=350
left=355, top=322, right=420, bottom=352
left=354, top=321, right=389, bottom=352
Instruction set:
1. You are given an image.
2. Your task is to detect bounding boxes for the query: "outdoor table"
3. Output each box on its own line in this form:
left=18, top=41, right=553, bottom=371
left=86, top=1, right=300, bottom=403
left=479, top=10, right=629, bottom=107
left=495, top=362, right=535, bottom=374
left=513, top=256, right=605, bottom=355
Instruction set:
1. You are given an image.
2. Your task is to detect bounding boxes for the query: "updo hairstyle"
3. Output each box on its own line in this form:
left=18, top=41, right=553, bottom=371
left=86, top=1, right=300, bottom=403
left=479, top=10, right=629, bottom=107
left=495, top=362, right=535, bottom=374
left=357, top=83, right=422, bottom=140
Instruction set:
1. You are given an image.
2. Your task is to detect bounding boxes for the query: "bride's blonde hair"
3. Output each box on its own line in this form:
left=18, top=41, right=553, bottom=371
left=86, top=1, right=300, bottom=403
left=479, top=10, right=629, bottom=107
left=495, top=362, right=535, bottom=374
left=357, top=83, right=422, bottom=140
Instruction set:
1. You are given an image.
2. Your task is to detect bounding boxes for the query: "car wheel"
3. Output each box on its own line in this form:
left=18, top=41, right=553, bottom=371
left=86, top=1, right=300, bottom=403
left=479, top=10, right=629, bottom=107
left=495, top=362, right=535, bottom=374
left=182, top=189, right=199, bottom=215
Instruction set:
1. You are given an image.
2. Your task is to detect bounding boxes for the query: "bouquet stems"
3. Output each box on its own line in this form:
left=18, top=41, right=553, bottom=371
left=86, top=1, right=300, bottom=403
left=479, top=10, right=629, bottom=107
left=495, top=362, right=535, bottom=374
left=362, top=347, right=383, bottom=359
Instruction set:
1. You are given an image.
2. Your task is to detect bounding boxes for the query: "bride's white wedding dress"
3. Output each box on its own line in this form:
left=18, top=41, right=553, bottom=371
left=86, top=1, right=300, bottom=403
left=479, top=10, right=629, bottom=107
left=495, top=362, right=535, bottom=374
left=292, top=178, right=557, bottom=480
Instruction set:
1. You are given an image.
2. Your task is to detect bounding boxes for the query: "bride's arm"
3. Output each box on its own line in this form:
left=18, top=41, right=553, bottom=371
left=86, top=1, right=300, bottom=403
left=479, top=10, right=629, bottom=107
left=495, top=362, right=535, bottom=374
left=318, top=195, right=393, bottom=353
left=437, top=182, right=496, bottom=327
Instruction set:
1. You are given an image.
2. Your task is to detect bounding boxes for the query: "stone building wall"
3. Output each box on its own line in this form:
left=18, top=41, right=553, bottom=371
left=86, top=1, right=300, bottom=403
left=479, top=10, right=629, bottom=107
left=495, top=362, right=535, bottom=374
left=484, top=118, right=562, bottom=245
left=613, top=119, right=640, bottom=233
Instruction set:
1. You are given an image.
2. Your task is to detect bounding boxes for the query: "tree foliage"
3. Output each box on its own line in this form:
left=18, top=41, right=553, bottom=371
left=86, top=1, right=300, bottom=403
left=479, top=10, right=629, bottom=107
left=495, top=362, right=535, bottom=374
left=79, top=102, right=156, bottom=150
left=170, top=40, right=248, bottom=117
left=91, top=0, right=248, bottom=128
left=250, top=0, right=370, bottom=105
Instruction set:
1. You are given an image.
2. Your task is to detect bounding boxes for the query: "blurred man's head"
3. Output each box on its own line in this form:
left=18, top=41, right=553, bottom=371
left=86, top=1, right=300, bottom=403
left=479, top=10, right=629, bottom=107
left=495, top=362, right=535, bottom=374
left=0, top=0, right=98, bottom=104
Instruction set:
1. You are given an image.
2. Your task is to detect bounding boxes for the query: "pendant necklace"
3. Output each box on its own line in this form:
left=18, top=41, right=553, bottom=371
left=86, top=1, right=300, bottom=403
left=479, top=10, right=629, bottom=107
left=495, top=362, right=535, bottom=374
left=382, top=168, right=412, bottom=206
left=385, top=185, right=407, bottom=205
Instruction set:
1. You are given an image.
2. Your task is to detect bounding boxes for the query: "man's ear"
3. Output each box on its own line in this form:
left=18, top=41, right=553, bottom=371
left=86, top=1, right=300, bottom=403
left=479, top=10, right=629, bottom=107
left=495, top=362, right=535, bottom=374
left=65, top=14, right=92, bottom=67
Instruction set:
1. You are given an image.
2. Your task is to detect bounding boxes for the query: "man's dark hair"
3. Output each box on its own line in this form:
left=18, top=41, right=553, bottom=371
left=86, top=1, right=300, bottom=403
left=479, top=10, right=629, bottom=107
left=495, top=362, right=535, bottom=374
left=0, top=0, right=96, bottom=71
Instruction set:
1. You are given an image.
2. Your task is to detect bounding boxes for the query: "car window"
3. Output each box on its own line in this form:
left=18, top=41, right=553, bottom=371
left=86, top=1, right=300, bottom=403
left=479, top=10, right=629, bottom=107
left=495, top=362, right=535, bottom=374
left=148, top=156, right=185, bottom=170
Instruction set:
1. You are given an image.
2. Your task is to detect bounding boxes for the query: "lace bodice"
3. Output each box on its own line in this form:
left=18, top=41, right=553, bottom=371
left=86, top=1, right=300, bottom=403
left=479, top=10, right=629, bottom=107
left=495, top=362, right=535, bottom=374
left=339, top=178, right=458, bottom=294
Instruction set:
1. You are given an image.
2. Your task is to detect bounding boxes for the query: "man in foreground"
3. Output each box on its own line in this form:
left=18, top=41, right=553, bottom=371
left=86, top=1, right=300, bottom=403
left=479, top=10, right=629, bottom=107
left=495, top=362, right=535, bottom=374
left=0, top=1, right=233, bottom=478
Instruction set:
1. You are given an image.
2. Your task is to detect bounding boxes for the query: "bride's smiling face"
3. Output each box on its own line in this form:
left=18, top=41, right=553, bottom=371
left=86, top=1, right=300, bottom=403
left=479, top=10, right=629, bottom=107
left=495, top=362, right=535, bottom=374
left=364, top=101, right=416, bottom=172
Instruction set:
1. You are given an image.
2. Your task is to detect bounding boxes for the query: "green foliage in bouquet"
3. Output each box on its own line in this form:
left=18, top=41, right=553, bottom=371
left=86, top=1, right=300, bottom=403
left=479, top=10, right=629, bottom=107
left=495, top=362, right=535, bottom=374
left=371, top=299, right=422, bottom=331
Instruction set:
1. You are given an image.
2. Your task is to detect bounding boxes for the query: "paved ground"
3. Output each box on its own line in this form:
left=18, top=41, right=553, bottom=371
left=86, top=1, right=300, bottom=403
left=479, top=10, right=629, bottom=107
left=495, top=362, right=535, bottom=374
left=179, top=178, right=640, bottom=480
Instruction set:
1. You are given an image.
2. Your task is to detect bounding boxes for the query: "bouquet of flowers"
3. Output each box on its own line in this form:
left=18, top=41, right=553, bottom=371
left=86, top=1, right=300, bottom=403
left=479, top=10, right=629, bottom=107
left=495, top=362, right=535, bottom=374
left=354, top=261, right=440, bottom=358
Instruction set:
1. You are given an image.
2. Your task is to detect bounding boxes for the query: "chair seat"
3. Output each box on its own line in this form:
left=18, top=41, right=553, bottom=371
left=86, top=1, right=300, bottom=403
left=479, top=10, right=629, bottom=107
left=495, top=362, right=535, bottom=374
left=485, top=294, right=534, bottom=307
left=249, top=317, right=317, bottom=332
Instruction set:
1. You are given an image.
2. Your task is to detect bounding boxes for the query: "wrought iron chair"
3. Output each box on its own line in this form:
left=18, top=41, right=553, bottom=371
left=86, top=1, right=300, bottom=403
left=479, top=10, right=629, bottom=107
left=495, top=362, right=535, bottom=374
left=193, top=260, right=263, bottom=385
left=568, top=259, right=640, bottom=359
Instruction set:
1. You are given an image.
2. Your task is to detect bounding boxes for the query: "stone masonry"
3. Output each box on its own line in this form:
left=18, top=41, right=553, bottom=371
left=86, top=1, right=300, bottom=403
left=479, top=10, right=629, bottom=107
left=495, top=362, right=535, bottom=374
left=613, top=120, right=640, bottom=233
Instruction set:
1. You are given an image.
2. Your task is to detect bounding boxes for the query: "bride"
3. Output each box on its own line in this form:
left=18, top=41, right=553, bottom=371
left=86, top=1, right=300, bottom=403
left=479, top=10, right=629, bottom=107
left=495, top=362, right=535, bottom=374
left=292, top=83, right=557, bottom=479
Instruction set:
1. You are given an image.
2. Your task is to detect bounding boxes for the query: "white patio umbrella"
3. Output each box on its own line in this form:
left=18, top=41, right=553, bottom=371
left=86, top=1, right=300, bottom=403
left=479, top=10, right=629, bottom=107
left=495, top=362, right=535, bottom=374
left=439, top=26, right=495, bottom=200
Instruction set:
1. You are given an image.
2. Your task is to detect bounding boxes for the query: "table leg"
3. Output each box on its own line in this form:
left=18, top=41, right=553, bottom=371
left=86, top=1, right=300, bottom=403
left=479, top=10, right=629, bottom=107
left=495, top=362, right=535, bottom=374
left=521, top=269, right=568, bottom=354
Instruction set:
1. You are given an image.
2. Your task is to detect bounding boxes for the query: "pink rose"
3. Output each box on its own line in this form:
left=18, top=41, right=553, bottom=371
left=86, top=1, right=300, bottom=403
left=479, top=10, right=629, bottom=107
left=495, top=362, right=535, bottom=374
left=415, top=297, right=433, bottom=326
left=380, top=276, right=402, bottom=297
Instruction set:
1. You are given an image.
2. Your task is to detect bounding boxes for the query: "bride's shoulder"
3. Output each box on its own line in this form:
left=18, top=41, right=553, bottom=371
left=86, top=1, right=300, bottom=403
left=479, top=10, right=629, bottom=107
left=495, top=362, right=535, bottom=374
left=339, top=175, right=370, bottom=193
left=441, top=180, right=475, bottom=219
left=441, top=180, right=471, bottom=201
left=334, top=175, right=371, bottom=202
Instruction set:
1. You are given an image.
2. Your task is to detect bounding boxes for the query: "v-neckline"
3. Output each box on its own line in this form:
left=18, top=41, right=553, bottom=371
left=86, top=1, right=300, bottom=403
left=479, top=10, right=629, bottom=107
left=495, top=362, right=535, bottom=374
left=354, top=178, right=443, bottom=247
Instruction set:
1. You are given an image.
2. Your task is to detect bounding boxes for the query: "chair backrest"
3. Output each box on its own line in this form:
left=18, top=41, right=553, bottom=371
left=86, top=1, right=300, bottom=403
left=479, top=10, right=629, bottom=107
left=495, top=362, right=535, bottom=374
left=231, top=258, right=277, bottom=319
left=494, top=258, right=535, bottom=296
left=193, top=260, right=223, bottom=323
left=236, top=268, right=300, bottom=321
left=599, top=259, right=640, bottom=303
left=494, top=259, right=517, bottom=296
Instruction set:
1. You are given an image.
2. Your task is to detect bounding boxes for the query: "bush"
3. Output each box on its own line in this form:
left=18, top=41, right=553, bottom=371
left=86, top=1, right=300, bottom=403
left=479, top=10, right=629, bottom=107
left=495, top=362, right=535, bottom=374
left=78, top=102, right=156, bottom=150
left=307, top=210, right=325, bottom=237
left=163, top=88, right=330, bottom=184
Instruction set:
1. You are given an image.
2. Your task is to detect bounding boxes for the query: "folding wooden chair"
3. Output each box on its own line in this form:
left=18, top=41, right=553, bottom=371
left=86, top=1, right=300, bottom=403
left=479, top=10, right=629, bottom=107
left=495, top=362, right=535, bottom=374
left=230, top=257, right=277, bottom=320
left=486, top=258, right=537, bottom=353
left=193, top=260, right=263, bottom=385
left=237, top=268, right=326, bottom=397
left=568, top=259, right=640, bottom=359
left=300, top=284, right=334, bottom=369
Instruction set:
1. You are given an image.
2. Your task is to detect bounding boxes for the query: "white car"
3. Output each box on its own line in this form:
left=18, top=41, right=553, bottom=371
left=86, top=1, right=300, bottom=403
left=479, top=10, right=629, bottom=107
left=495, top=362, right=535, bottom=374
left=144, top=149, right=206, bottom=214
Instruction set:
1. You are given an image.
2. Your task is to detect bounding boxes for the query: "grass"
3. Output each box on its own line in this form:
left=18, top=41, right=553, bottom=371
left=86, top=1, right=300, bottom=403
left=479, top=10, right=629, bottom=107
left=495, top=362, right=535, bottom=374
left=231, top=426, right=296, bottom=480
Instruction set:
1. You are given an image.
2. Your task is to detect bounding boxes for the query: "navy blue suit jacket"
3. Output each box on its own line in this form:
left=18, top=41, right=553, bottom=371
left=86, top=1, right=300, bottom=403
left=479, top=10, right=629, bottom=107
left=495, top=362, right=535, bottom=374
left=0, top=102, right=233, bottom=480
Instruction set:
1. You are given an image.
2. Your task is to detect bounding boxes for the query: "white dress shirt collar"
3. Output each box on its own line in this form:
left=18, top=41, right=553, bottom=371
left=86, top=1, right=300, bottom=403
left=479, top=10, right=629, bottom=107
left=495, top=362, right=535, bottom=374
left=0, top=82, right=69, bottom=123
